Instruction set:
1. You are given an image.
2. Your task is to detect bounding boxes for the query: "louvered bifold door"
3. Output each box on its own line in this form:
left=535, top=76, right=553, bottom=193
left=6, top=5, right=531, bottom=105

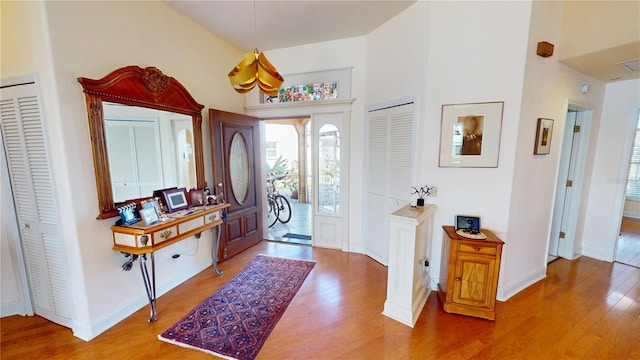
left=364, top=102, right=416, bottom=265
left=0, top=83, right=72, bottom=328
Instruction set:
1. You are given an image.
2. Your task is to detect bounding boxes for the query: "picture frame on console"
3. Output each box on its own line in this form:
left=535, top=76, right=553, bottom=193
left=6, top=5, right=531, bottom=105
left=163, top=188, right=189, bottom=213
left=189, top=189, right=206, bottom=207
left=139, top=207, right=160, bottom=226
left=534, top=118, right=554, bottom=155
left=439, top=101, right=504, bottom=168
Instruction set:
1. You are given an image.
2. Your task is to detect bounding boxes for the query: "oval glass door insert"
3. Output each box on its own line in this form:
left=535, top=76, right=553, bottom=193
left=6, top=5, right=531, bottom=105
left=229, top=132, right=250, bottom=204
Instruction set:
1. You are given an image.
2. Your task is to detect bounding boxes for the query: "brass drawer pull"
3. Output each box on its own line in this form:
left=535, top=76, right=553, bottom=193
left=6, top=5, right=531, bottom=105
left=455, top=277, right=461, bottom=281
left=140, top=235, right=149, bottom=246
left=208, top=215, right=215, bottom=221
left=160, top=230, right=173, bottom=239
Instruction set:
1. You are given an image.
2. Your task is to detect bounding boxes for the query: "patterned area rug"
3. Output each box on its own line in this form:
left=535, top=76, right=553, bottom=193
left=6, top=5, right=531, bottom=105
left=158, top=255, right=315, bottom=360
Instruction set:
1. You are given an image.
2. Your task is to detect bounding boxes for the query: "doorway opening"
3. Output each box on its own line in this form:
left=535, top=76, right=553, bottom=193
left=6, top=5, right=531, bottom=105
left=264, top=119, right=312, bottom=245
left=548, top=105, right=593, bottom=262
left=615, top=111, right=640, bottom=268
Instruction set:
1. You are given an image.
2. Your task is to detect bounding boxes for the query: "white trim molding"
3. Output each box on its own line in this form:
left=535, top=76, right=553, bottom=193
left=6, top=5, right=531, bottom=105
left=497, top=266, right=546, bottom=301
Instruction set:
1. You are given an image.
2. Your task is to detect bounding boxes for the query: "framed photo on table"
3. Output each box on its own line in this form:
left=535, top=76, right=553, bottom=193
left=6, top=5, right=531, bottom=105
left=163, top=188, right=189, bottom=213
left=139, top=207, right=160, bottom=226
left=534, top=118, right=554, bottom=155
left=189, top=189, right=206, bottom=207
left=439, top=101, right=504, bottom=168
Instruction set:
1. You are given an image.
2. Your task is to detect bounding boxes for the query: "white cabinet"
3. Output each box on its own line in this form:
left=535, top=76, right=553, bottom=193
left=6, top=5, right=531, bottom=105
left=364, top=102, right=416, bottom=265
left=383, top=203, right=436, bottom=327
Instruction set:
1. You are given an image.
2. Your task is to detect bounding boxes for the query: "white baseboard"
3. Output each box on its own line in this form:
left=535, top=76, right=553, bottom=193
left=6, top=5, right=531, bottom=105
left=581, top=246, right=612, bottom=262
left=623, top=211, right=640, bottom=219
left=72, top=257, right=212, bottom=341
left=497, top=266, right=546, bottom=301
left=1, top=300, right=26, bottom=317
left=348, top=243, right=364, bottom=254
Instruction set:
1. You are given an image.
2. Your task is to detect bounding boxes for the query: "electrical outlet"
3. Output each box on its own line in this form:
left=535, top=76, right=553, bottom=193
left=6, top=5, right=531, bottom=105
left=430, top=186, right=438, bottom=197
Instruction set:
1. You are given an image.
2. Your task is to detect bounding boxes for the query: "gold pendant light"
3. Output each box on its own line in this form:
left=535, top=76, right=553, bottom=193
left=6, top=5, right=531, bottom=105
left=228, top=1, right=284, bottom=96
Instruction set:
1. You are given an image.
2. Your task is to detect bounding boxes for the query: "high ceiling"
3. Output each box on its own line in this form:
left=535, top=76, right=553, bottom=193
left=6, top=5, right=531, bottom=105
left=165, top=0, right=416, bottom=52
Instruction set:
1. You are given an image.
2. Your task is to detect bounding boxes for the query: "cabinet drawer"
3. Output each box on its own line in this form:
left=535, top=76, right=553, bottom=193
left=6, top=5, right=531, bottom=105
left=154, top=226, right=178, bottom=244
left=204, top=211, right=221, bottom=224
left=178, top=217, right=205, bottom=234
left=459, top=243, right=497, bottom=256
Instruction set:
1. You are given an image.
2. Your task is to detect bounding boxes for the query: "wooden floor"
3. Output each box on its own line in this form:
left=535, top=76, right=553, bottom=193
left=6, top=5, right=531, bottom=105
left=617, top=217, right=640, bottom=268
left=2, top=241, right=639, bottom=359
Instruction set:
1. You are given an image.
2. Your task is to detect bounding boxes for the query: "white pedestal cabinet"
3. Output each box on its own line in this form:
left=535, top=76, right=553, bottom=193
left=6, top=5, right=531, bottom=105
left=383, top=203, right=436, bottom=327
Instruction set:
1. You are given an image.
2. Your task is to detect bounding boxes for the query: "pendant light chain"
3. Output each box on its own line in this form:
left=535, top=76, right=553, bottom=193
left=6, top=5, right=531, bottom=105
left=253, top=0, right=258, bottom=53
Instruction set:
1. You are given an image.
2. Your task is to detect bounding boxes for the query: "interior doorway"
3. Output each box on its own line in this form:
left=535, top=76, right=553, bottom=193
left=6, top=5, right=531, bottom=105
left=614, top=111, right=640, bottom=268
left=549, top=105, right=593, bottom=261
left=264, top=119, right=312, bottom=245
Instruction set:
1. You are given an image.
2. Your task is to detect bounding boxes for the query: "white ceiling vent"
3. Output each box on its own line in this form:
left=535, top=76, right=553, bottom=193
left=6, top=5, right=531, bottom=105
left=617, top=58, right=640, bottom=72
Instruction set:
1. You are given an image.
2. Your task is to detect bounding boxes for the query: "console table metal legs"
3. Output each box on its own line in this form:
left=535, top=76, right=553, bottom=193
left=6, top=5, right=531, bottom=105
left=126, top=225, right=222, bottom=323
left=211, top=224, right=224, bottom=275
left=139, top=253, right=157, bottom=322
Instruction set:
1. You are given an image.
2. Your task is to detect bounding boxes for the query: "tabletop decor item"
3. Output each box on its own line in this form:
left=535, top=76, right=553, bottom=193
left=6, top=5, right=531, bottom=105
left=411, top=185, right=435, bottom=206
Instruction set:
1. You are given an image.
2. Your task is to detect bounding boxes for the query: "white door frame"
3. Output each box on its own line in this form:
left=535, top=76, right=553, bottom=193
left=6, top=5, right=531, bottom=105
left=608, top=106, right=640, bottom=261
left=549, top=101, right=593, bottom=259
left=246, top=99, right=354, bottom=251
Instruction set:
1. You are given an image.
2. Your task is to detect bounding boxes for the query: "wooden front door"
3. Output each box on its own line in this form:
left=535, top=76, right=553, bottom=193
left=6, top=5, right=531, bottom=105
left=210, top=109, right=263, bottom=261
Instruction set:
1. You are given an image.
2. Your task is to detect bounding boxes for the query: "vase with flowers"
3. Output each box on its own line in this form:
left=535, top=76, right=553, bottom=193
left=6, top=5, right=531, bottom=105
left=411, top=185, right=435, bottom=207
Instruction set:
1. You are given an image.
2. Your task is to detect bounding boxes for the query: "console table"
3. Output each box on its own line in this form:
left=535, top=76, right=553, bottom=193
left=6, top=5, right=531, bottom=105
left=383, top=203, right=436, bottom=327
left=111, top=203, right=229, bottom=322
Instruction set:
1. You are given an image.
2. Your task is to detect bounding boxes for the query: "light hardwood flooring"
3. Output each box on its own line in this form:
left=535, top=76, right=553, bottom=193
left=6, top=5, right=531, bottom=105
left=617, top=217, right=640, bottom=268
left=2, top=241, right=639, bottom=359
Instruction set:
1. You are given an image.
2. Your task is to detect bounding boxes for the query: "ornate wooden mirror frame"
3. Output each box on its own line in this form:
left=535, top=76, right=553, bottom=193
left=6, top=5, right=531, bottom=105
left=78, top=66, right=205, bottom=219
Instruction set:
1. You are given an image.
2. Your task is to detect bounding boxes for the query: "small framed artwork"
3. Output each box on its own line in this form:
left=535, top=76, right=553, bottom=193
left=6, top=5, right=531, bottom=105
left=139, top=207, right=160, bottom=226
left=189, top=189, right=206, bottom=207
left=439, top=101, right=504, bottom=168
left=534, top=118, right=554, bottom=155
left=163, top=188, right=189, bottom=213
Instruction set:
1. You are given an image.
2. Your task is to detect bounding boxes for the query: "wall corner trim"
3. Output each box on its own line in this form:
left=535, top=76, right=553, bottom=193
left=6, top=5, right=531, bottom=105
left=497, top=266, right=546, bottom=301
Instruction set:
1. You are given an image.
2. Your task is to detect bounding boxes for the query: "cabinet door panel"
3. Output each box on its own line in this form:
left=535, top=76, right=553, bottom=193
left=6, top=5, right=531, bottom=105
left=452, top=254, right=496, bottom=308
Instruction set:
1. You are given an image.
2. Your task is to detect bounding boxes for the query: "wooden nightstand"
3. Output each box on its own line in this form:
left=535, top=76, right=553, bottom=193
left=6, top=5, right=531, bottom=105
left=437, top=225, right=504, bottom=320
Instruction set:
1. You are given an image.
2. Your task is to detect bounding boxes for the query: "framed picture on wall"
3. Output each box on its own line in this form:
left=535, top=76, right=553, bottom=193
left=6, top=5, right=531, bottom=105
left=439, top=101, right=504, bottom=168
left=534, top=118, right=554, bottom=155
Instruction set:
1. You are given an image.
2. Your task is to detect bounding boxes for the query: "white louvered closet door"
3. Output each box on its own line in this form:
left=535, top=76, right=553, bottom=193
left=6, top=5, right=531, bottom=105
left=364, top=102, right=416, bottom=265
left=0, top=82, right=72, bottom=328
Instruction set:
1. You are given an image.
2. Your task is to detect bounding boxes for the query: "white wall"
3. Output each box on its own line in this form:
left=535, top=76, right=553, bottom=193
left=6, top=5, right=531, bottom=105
left=582, top=79, right=640, bottom=261
left=2, top=0, right=245, bottom=340
left=0, top=0, right=82, bottom=322
left=422, top=1, right=532, bottom=295
left=503, top=0, right=606, bottom=299
left=248, top=37, right=368, bottom=252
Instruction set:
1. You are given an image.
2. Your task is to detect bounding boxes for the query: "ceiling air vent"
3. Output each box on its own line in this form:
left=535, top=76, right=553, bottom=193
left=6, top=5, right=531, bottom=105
left=617, top=58, right=640, bottom=72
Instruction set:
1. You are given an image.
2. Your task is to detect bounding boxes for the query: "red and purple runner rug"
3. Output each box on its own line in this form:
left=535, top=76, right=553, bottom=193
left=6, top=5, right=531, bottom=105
left=158, top=255, right=315, bottom=360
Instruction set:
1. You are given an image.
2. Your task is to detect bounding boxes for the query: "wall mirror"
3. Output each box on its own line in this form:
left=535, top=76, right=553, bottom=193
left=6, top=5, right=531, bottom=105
left=78, top=66, right=205, bottom=219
